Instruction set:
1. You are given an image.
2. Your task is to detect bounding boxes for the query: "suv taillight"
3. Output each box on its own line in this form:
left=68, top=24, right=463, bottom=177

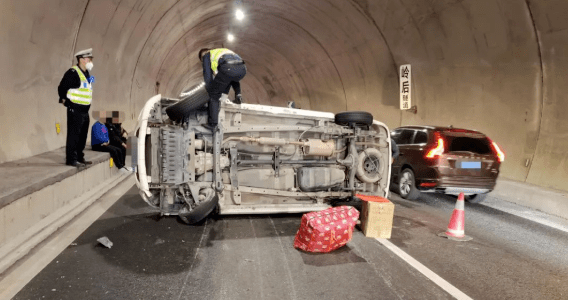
left=425, top=132, right=445, bottom=159
left=488, top=138, right=505, bottom=162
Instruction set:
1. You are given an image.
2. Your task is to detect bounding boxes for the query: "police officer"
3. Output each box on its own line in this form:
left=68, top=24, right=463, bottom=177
left=199, top=48, right=247, bottom=129
left=58, top=48, right=94, bottom=167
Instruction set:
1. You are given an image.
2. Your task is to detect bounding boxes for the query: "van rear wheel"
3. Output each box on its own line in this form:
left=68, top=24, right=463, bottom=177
left=334, top=111, right=374, bottom=127
left=398, top=169, right=420, bottom=200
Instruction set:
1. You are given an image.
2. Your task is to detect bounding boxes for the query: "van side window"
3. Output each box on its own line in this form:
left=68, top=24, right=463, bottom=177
left=397, top=130, right=415, bottom=145
left=414, top=131, right=428, bottom=144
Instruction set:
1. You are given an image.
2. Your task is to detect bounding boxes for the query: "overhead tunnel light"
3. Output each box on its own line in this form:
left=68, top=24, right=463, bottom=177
left=236, top=9, right=245, bottom=21
left=227, top=33, right=235, bottom=42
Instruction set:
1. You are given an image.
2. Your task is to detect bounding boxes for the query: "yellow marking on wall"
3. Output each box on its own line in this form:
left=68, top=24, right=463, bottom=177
left=55, top=123, right=61, bottom=134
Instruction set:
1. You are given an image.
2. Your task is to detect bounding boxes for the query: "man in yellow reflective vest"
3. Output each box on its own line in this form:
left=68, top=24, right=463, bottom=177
left=58, top=48, right=95, bottom=167
left=199, top=48, right=247, bottom=129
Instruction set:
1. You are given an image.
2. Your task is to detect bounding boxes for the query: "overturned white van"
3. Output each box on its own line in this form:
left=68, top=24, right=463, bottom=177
left=134, top=84, right=391, bottom=224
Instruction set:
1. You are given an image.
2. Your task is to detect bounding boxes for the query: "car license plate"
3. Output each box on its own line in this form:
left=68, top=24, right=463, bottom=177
left=460, top=161, right=481, bottom=169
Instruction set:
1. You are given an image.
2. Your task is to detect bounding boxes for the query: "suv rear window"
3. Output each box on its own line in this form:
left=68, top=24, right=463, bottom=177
left=445, top=136, right=492, bottom=154
left=414, top=131, right=428, bottom=144
left=392, top=129, right=415, bottom=145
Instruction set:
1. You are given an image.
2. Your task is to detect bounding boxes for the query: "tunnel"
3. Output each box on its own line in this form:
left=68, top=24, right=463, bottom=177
left=2, top=1, right=568, bottom=298
left=2, top=0, right=567, bottom=192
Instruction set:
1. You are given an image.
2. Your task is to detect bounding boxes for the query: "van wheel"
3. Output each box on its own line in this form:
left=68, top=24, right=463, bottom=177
left=165, top=83, right=210, bottom=122
left=398, top=169, right=420, bottom=200
left=356, top=148, right=384, bottom=183
left=334, top=111, right=374, bottom=127
left=178, top=188, right=219, bottom=225
left=465, top=193, right=488, bottom=204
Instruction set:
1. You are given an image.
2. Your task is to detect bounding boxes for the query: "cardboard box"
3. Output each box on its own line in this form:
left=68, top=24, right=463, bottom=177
left=357, top=194, right=395, bottom=239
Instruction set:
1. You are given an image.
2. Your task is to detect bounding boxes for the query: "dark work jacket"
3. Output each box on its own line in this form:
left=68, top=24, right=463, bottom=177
left=391, top=139, right=400, bottom=160
left=105, top=123, right=126, bottom=148
left=202, top=52, right=241, bottom=96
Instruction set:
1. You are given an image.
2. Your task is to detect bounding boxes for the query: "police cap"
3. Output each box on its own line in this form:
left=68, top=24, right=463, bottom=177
left=75, top=48, right=93, bottom=58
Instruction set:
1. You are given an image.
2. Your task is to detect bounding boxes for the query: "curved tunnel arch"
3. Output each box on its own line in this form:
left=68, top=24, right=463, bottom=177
left=0, top=0, right=567, bottom=191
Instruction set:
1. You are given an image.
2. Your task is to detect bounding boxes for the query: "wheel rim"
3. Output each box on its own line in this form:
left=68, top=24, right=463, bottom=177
left=363, top=155, right=380, bottom=177
left=400, top=171, right=413, bottom=196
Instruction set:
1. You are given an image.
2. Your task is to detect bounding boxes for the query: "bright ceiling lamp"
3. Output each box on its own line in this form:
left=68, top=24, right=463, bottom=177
left=236, top=9, right=245, bottom=21
left=227, top=33, right=235, bottom=42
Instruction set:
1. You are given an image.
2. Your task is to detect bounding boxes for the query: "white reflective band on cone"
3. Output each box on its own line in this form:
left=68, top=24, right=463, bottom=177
left=455, top=199, right=465, bottom=210
left=446, top=228, right=465, bottom=236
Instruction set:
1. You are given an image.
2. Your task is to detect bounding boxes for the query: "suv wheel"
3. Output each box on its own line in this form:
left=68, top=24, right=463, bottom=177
left=398, top=169, right=420, bottom=200
left=465, top=193, right=488, bottom=204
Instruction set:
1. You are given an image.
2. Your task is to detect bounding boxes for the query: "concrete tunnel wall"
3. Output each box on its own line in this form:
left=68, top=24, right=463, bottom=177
left=0, top=0, right=567, bottom=192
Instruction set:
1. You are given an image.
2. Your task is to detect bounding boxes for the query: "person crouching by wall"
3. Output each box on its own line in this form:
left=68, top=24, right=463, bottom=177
left=91, top=114, right=132, bottom=173
left=104, top=111, right=128, bottom=156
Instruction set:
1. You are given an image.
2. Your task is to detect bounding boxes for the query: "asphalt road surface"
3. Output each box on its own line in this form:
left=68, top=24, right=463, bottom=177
left=13, top=186, right=568, bottom=300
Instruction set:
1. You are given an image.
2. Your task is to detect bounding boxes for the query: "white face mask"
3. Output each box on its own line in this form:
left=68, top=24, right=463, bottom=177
left=86, top=62, right=94, bottom=71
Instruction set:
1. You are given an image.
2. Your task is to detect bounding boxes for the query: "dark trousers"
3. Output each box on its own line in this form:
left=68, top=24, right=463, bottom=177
left=208, top=63, right=246, bottom=126
left=92, top=144, right=126, bottom=169
left=66, top=106, right=90, bottom=163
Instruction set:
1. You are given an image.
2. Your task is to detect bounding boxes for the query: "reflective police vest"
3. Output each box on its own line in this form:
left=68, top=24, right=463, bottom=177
left=209, top=48, right=235, bottom=75
left=66, top=66, right=93, bottom=105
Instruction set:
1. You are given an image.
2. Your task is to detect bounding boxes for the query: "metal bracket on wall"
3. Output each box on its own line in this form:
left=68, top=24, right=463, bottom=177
left=405, top=105, right=418, bottom=114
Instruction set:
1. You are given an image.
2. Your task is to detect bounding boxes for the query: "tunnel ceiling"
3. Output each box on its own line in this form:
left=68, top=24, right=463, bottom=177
left=1, top=0, right=568, bottom=191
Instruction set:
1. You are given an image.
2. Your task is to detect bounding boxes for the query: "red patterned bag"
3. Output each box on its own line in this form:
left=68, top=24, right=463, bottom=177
left=293, top=206, right=360, bottom=253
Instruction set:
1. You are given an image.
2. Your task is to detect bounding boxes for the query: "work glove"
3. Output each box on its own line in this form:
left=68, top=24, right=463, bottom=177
left=233, top=94, right=243, bottom=104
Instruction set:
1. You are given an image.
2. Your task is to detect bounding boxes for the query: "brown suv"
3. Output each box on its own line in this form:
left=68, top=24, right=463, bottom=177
left=391, top=126, right=505, bottom=203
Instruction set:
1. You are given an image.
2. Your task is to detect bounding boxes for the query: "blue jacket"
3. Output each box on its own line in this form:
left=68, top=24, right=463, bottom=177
left=91, top=121, right=109, bottom=146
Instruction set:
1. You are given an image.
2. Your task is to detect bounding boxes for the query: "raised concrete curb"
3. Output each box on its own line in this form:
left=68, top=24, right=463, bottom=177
left=0, top=178, right=136, bottom=300
left=492, top=178, right=568, bottom=220
left=0, top=159, right=131, bottom=275
left=0, top=148, right=112, bottom=210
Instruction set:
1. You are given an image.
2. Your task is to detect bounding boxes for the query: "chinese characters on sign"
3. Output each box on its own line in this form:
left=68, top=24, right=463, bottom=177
left=400, top=64, right=411, bottom=110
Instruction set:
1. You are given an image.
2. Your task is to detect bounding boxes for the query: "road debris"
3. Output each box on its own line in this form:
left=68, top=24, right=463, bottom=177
left=97, top=236, right=113, bottom=248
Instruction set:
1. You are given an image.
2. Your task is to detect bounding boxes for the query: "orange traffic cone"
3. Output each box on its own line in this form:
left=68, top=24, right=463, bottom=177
left=438, top=193, right=472, bottom=241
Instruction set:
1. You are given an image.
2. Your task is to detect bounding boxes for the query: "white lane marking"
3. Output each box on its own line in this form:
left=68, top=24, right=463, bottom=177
left=249, top=218, right=265, bottom=300
left=177, top=218, right=209, bottom=300
left=481, top=198, right=568, bottom=233
left=375, top=238, right=473, bottom=300
left=269, top=216, right=298, bottom=300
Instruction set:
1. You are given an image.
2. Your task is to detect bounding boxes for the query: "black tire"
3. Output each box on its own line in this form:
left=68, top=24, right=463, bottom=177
left=334, top=111, right=374, bottom=126
left=178, top=193, right=219, bottom=225
left=398, top=168, right=420, bottom=200
left=465, top=193, right=488, bottom=204
left=166, top=83, right=210, bottom=122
